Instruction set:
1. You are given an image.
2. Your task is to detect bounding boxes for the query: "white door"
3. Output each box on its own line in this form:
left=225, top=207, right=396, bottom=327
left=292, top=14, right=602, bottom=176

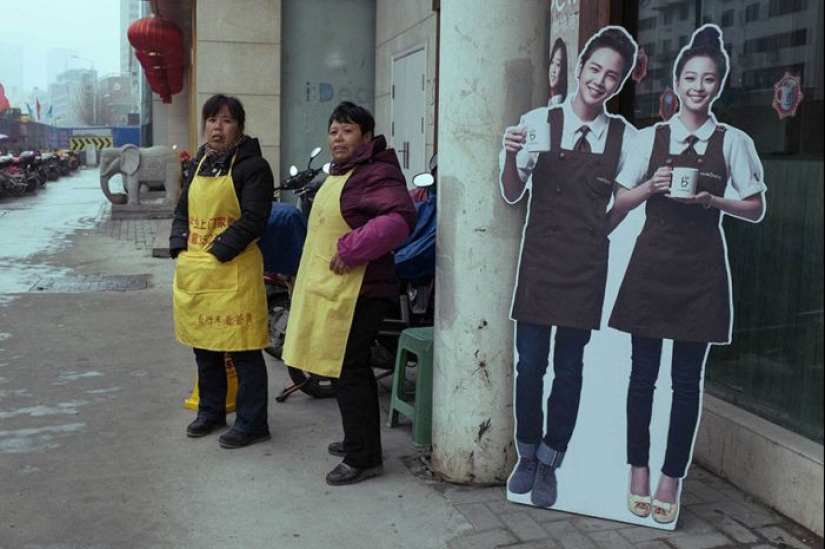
left=391, top=48, right=426, bottom=187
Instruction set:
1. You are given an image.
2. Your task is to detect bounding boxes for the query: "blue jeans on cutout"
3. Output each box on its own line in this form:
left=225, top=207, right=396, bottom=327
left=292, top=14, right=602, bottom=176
left=626, top=335, right=709, bottom=478
left=514, top=321, right=591, bottom=467
left=194, top=348, right=269, bottom=435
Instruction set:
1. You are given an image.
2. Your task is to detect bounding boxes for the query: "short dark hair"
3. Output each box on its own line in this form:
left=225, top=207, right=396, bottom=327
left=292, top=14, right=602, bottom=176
left=201, top=94, right=246, bottom=134
left=674, top=25, right=728, bottom=86
left=579, top=26, right=637, bottom=82
left=328, top=101, right=375, bottom=137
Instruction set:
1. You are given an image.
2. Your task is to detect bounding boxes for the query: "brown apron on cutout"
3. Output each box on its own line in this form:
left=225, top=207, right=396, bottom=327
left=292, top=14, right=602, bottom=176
left=511, top=108, right=625, bottom=330
left=609, top=125, right=731, bottom=343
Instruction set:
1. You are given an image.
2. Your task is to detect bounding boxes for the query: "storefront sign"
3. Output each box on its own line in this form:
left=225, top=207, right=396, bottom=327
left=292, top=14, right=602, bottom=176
left=772, top=72, right=803, bottom=119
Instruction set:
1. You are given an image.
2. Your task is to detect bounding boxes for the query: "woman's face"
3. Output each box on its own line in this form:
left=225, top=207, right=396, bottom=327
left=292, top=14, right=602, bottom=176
left=548, top=48, right=563, bottom=91
left=327, top=120, right=371, bottom=163
left=676, top=56, right=720, bottom=114
left=204, top=105, right=241, bottom=149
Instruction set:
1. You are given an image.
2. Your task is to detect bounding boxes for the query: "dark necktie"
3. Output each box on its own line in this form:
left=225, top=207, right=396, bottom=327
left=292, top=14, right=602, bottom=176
left=574, top=125, right=591, bottom=153
left=682, top=135, right=699, bottom=156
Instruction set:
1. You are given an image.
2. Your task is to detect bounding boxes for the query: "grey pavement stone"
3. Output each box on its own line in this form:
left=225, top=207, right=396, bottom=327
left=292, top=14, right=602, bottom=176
left=589, top=530, right=639, bottom=549
left=543, top=522, right=598, bottom=549
left=668, top=533, right=733, bottom=549
left=617, top=524, right=682, bottom=545
left=677, top=509, right=717, bottom=535
left=757, top=525, right=812, bottom=549
left=637, top=542, right=676, bottom=549
left=685, top=479, right=733, bottom=503
left=505, top=541, right=559, bottom=549
left=456, top=503, right=505, bottom=531
left=446, top=528, right=517, bottom=549
left=703, top=514, right=760, bottom=544
left=572, top=516, right=633, bottom=533
left=499, top=511, right=546, bottom=542
left=443, top=486, right=507, bottom=505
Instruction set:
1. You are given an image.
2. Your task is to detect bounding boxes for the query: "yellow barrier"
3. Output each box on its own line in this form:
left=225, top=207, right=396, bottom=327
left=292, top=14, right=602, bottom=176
left=184, top=353, right=238, bottom=413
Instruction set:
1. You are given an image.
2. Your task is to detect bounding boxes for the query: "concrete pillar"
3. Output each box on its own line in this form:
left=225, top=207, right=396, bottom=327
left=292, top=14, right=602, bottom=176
left=431, top=0, right=548, bottom=484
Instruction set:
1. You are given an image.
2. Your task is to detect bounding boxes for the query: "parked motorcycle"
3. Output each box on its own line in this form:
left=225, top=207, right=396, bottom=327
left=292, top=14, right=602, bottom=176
left=0, top=154, right=29, bottom=198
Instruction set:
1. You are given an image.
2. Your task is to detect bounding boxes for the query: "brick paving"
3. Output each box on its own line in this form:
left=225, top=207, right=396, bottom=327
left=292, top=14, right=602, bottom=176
left=92, top=202, right=159, bottom=250
left=433, top=465, right=822, bottom=549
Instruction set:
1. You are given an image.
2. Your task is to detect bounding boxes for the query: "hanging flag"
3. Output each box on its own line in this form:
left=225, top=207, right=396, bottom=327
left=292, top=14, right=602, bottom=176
left=36, top=98, right=42, bottom=120
left=26, top=103, right=34, bottom=118
left=47, top=104, right=54, bottom=119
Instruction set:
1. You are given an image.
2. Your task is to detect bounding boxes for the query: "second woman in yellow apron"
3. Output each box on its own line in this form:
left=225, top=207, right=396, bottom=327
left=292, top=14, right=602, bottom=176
left=283, top=101, right=416, bottom=485
left=170, top=94, right=275, bottom=449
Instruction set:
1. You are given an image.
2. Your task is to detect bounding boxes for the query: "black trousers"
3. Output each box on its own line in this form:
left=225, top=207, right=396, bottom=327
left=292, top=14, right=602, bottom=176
left=332, top=297, right=390, bottom=469
left=193, top=348, right=269, bottom=435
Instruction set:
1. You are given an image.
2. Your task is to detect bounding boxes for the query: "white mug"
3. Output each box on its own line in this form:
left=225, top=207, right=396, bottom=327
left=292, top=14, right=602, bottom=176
left=670, top=167, right=699, bottom=198
left=524, top=124, right=550, bottom=153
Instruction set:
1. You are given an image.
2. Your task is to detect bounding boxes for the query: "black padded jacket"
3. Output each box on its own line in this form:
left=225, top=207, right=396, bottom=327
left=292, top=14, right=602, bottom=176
left=169, top=136, right=274, bottom=262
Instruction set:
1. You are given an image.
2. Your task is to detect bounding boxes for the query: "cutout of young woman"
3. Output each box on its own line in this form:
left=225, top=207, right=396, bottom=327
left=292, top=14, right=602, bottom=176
left=607, top=25, right=767, bottom=525
left=548, top=37, right=569, bottom=106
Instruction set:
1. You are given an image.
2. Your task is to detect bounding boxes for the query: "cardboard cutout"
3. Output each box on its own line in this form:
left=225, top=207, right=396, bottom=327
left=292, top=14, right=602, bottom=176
left=498, top=24, right=767, bottom=530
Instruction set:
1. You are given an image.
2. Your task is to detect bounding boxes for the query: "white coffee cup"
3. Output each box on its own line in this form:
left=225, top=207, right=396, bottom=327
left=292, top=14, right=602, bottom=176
left=522, top=109, right=551, bottom=153
left=670, top=167, right=699, bottom=198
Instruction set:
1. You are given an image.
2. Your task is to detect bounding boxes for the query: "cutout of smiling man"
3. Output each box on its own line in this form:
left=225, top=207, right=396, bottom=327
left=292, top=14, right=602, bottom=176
left=498, top=26, right=639, bottom=508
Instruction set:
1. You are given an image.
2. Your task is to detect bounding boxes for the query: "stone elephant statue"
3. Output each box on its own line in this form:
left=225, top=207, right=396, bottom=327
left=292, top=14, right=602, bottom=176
left=99, top=144, right=181, bottom=206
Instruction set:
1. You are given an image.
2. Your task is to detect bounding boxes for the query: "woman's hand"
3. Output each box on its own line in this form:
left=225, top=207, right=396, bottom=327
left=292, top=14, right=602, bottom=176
left=646, top=166, right=673, bottom=197
left=503, top=126, right=526, bottom=153
left=668, top=190, right=712, bottom=207
left=329, top=251, right=351, bottom=275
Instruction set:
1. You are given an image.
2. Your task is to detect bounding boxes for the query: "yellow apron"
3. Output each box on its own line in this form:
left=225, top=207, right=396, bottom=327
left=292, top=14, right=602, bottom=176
left=282, top=169, right=367, bottom=378
left=172, top=155, right=268, bottom=351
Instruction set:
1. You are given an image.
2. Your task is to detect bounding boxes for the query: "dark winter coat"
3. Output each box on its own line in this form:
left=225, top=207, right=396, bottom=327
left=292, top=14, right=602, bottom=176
left=169, top=136, right=274, bottom=262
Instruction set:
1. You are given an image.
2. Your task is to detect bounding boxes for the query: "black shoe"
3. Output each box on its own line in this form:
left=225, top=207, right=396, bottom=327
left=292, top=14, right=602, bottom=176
left=325, top=462, right=383, bottom=486
left=218, top=428, right=270, bottom=449
left=186, top=417, right=226, bottom=438
left=328, top=441, right=345, bottom=457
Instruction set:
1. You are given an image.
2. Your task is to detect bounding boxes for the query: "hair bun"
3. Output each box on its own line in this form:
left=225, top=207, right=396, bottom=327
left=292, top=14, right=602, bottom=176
left=692, top=25, right=722, bottom=48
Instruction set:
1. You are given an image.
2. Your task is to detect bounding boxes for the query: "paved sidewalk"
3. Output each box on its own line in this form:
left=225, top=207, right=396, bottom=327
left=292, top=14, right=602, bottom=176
left=3, top=200, right=819, bottom=549
left=103, top=215, right=822, bottom=549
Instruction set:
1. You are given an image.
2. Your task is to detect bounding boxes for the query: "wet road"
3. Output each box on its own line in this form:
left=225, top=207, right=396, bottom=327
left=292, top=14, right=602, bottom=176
left=0, top=167, right=105, bottom=296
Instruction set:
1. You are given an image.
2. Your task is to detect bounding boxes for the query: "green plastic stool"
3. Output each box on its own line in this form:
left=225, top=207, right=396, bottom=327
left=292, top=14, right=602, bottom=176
left=386, top=326, right=434, bottom=447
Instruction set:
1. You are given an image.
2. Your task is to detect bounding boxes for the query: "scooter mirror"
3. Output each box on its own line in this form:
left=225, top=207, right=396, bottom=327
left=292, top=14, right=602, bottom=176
left=289, top=165, right=298, bottom=176
left=322, top=162, right=331, bottom=174
left=310, top=147, right=322, bottom=159
left=412, top=173, right=435, bottom=188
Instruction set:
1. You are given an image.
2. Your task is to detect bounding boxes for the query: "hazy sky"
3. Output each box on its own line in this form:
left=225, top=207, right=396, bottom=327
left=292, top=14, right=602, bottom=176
left=0, top=0, right=121, bottom=89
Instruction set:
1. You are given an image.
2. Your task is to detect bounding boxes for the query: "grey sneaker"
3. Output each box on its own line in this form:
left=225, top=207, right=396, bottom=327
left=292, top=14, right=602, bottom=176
left=507, top=457, right=538, bottom=494
left=530, top=462, right=558, bottom=507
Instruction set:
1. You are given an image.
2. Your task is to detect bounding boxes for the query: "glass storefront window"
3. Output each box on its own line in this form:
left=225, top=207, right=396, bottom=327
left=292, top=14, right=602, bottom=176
left=625, top=0, right=824, bottom=442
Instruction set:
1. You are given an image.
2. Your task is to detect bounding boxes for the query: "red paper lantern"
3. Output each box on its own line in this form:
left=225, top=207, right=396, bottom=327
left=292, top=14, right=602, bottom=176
left=128, top=15, right=185, bottom=103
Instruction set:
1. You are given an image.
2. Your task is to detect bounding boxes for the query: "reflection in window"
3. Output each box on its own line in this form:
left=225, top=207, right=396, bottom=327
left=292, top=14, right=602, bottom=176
left=745, top=3, right=760, bottom=22
left=769, top=0, right=808, bottom=17
left=629, top=0, right=824, bottom=443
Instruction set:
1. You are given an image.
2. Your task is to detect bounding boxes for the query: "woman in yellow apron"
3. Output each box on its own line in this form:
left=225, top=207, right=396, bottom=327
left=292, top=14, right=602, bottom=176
left=170, top=94, right=275, bottom=449
left=283, top=102, right=417, bottom=485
